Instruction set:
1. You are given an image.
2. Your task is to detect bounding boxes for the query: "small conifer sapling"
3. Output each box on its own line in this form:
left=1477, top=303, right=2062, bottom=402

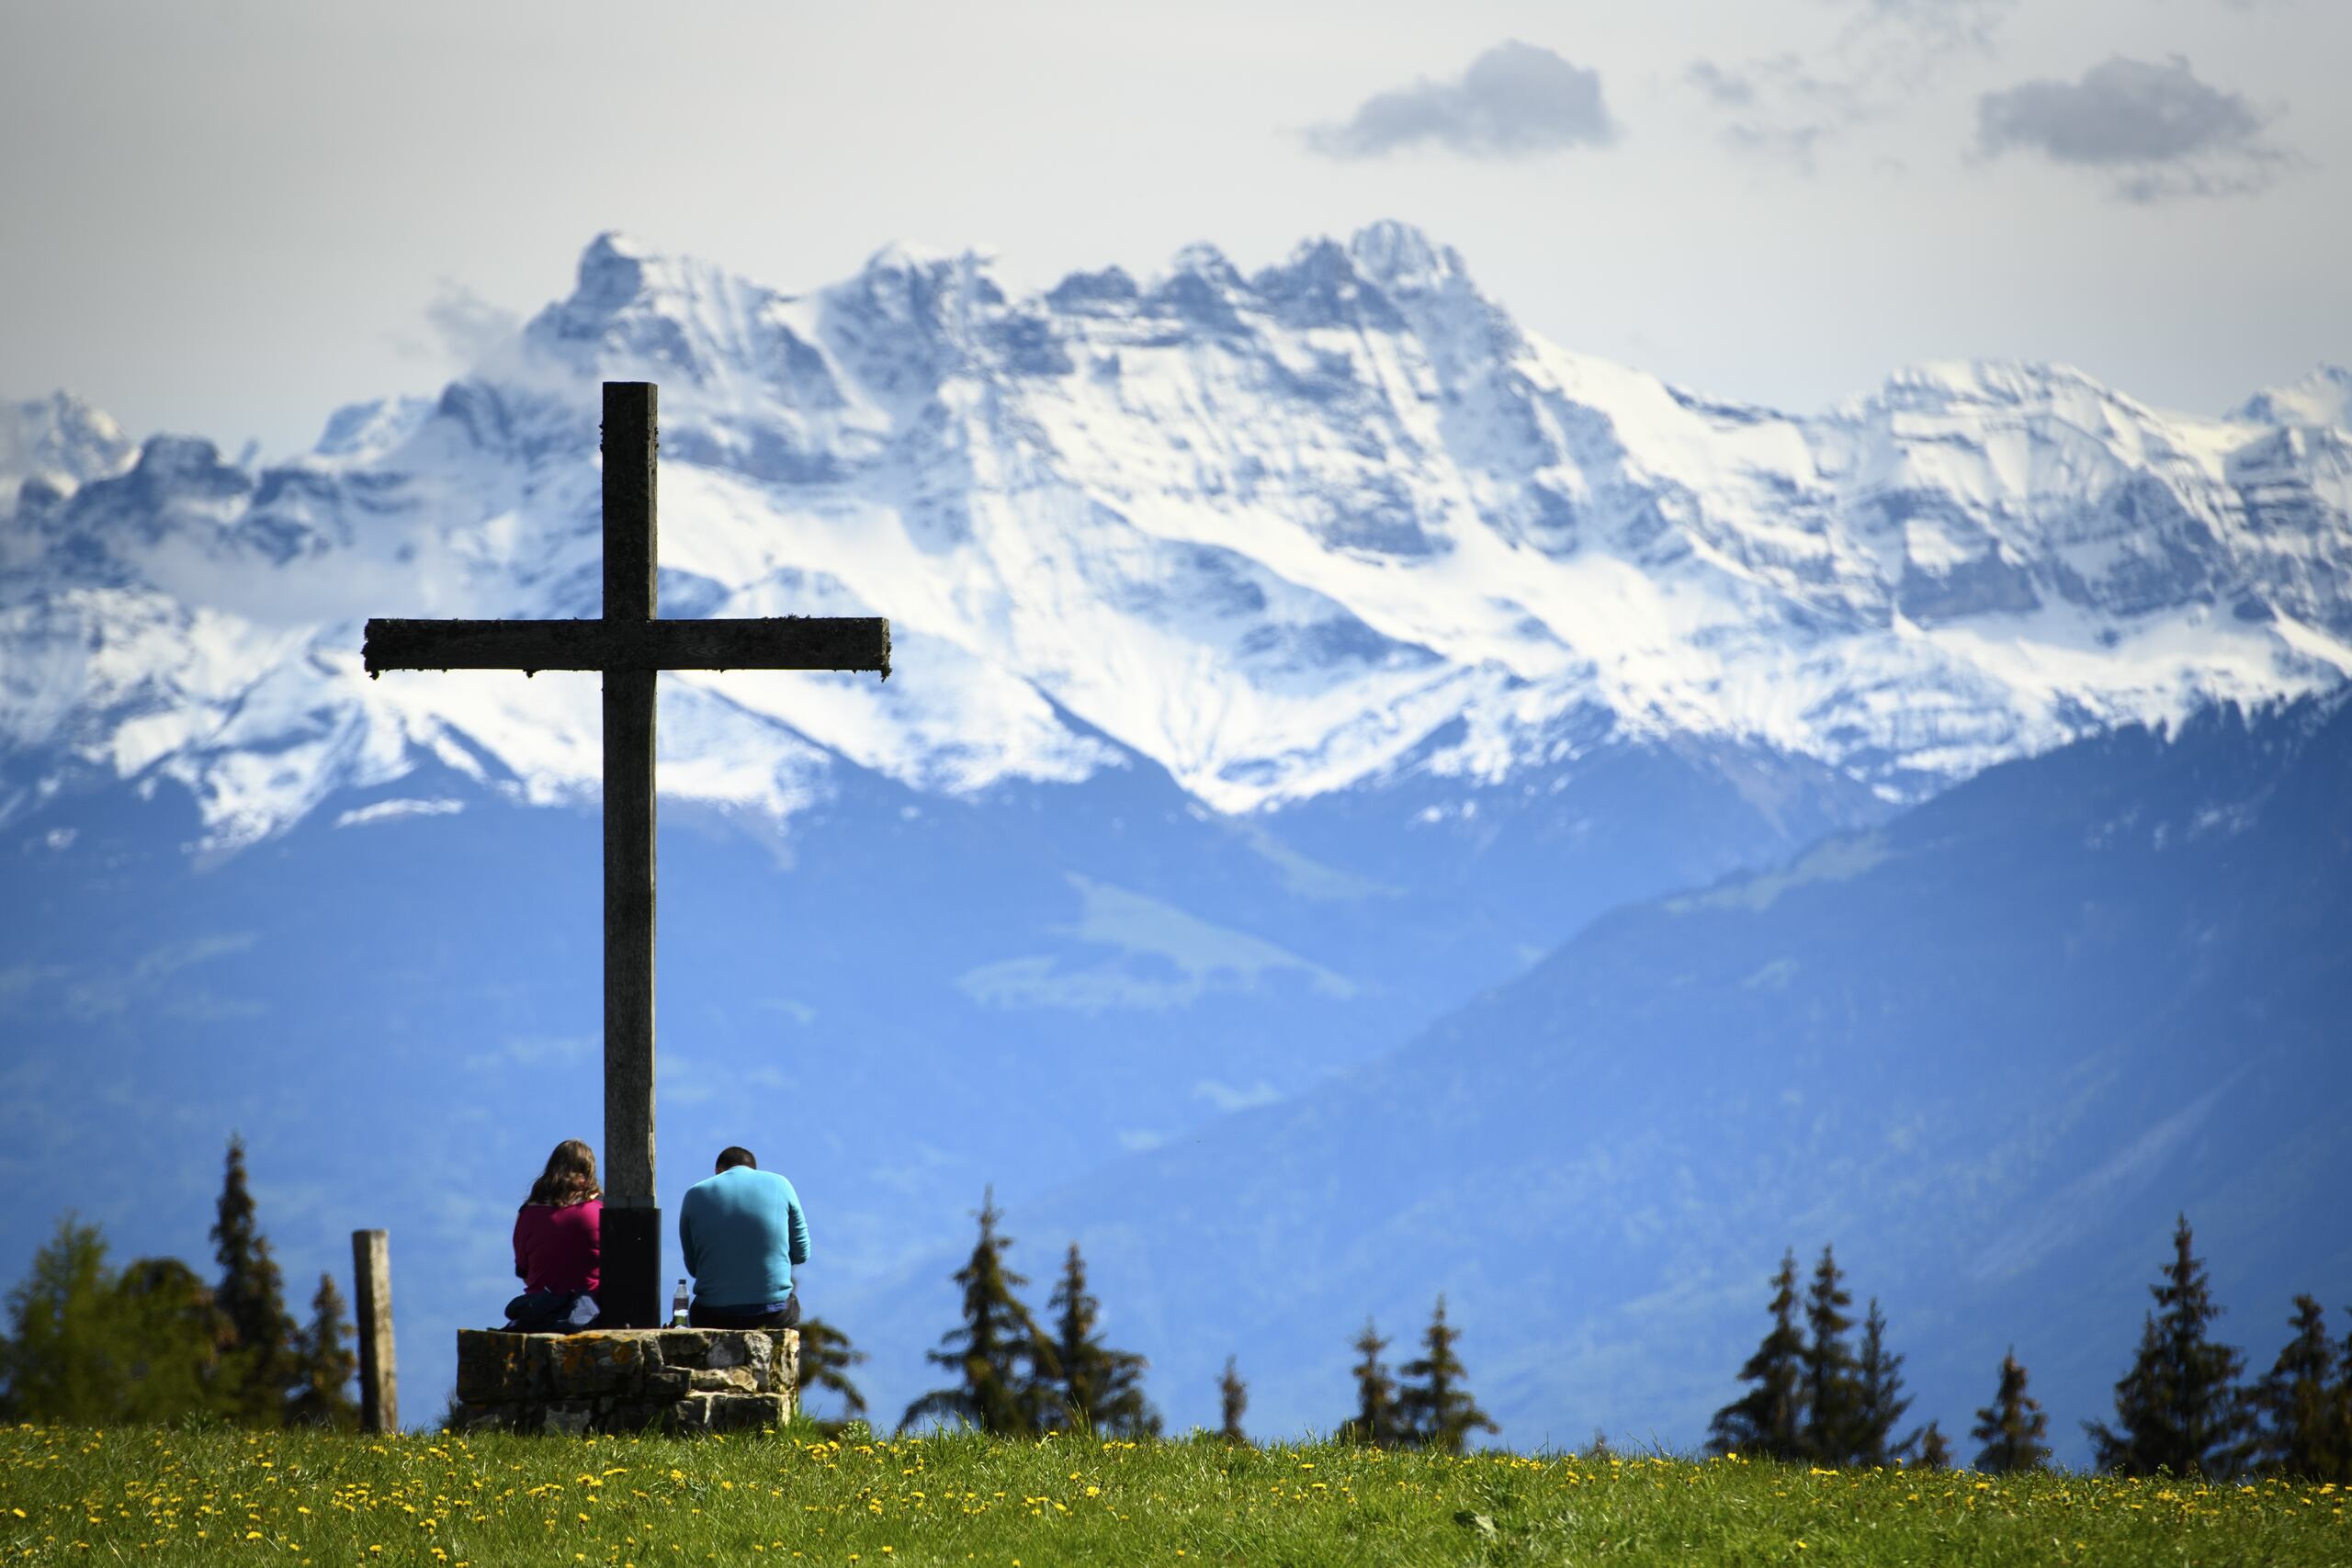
left=1850, top=1298, right=1914, bottom=1468
left=286, top=1272, right=359, bottom=1429
left=2253, top=1295, right=2345, bottom=1481
left=1395, top=1295, right=1498, bottom=1454
left=1344, top=1317, right=1399, bottom=1447
left=1045, top=1242, right=1159, bottom=1437
left=1970, top=1348, right=2052, bottom=1473
left=2086, top=1214, right=2254, bottom=1478
left=899, top=1188, right=1047, bottom=1436
left=1217, top=1356, right=1249, bottom=1445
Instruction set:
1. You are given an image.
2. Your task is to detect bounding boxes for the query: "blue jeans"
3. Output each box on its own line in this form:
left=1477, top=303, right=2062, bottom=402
left=688, top=1293, right=800, bottom=1330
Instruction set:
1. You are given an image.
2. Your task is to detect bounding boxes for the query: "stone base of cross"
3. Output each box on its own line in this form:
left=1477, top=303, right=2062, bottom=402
left=364, top=383, right=889, bottom=1326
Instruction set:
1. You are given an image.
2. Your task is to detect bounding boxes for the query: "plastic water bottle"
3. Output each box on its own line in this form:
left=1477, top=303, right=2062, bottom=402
left=670, top=1280, right=689, bottom=1328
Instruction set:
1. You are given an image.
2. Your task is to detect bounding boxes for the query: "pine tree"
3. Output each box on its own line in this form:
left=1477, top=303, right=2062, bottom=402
left=796, top=1318, right=870, bottom=1425
left=211, top=1134, right=296, bottom=1427
left=1342, top=1317, right=1400, bottom=1447
left=899, top=1189, right=1047, bottom=1435
left=2086, top=1214, right=2255, bottom=1478
left=1709, top=1249, right=1806, bottom=1460
left=1217, top=1355, right=1249, bottom=1445
left=2253, top=1296, right=2346, bottom=1480
left=1395, top=1295, right=1498, bottom=1454
left=1044, top=1243, right=1159, bottom=1437
left=1908, top=1419, right=1954, bottom=1471
left=286, top=1273, right=359, bottom=1429
left=1970, top=1349, right=2052, bottom=1473
left=1849, top=1298, right=1914, bottom=1468
left=1800, top=1245, right=1859, bottom=1464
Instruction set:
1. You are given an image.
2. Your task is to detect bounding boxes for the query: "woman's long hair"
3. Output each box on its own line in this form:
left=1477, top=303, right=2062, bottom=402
left=526, top=1139, right=602, bottom=1206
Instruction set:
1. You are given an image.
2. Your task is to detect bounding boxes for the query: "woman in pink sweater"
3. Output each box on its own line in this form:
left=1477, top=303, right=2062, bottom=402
left=508, top=1140, right=602, bottom=1327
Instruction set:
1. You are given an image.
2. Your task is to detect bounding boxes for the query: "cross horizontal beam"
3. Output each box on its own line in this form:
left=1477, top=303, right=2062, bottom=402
left=363, top=616, right=891, bottom=676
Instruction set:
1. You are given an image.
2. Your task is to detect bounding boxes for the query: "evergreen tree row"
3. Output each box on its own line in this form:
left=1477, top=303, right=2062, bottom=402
left=1336, top=1299, right=1498, bottom=1453
left=13, top=1154, right=2348, bottom=1477
left=0, top=1135, right=358, bottom=1428
left=899, top=1190, right=1160, bottom=1438
left=1707, top=1245, right=1936, bottom=1467
left=1709, top=1217, right=2352, bottom=1481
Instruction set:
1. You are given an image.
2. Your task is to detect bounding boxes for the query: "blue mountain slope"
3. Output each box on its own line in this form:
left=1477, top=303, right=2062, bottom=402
left=0, top=717, right=1870, bottom=1422
left=840, top=695, right=2352, bottom=1461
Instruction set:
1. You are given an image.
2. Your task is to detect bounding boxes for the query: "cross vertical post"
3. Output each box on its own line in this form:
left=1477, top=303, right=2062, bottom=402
left=600, top=381, right=662, bottom=1329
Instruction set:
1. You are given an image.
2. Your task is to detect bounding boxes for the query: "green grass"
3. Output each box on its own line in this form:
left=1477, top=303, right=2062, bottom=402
left=1, top=1421, right=2343, bottom=1565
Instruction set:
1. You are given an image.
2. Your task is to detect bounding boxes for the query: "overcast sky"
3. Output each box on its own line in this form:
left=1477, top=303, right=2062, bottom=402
left=3, top=0, right=2345, bottom=453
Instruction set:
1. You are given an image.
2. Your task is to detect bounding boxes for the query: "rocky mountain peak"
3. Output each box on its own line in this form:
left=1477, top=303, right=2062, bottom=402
left=2233, top=365, right=2352, bottom=431
left=1, top=390, right=137, bottom=511
left=1344, top=220, right=1464, bottom=294
left=5, top=227, right=2348, bottom=854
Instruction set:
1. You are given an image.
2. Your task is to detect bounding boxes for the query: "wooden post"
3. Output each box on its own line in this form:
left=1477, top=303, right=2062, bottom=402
left=352, top=1229, right=398, bottom=1434
left=601, top=380, right=663, bottom=1329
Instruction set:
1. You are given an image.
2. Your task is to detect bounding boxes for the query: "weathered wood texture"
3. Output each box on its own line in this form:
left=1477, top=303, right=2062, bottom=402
left=362, top=617, right=891, bottom=675
left=604, top=382, right=657, bottom=623
left=352, top=1229, right=398, bottom=1435
left=600, top=384, right=661, bottom=1243
left=604, top=666, right=657, bottom=1210
left=600, top=387, right=662, bottom=1330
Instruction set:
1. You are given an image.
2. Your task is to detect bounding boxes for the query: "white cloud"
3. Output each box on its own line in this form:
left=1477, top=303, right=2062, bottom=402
left=1306, top=40, right=1618, bottom=161
left=1192, top=1078, right=1282, bottom=1114
left=1686, top=0, right=2014, bottom=171
left=422, top=279, right=520, bottom=361
left=334, top=796, right=466, bottom=829
left=463, top=1034, right=594, bottom=1073
left=1975, top=55, right=2290, bottom=201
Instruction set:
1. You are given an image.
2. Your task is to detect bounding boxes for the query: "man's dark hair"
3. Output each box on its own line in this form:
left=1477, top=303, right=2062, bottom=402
left=716, top=1146, right=757, bottom=1172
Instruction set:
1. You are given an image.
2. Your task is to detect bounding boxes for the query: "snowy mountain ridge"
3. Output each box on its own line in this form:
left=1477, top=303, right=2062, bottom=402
left=5, top=223, right=2349, bottom=851
left=0, top=392, right=137, bottom=513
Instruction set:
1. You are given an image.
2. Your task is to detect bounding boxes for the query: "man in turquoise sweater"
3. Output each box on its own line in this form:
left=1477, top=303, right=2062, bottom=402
left=678, top=1146, right=810, bottom=1329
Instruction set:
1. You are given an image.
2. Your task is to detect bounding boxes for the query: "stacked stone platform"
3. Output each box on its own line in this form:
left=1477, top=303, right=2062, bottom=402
left=451, top=1327, right=797, bottom=1435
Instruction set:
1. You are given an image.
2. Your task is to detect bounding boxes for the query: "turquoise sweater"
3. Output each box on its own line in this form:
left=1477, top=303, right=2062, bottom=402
left=678, top=1167, right=809, bottom=1308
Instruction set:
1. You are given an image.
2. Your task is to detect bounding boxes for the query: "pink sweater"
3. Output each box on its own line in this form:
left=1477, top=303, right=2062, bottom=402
left=513, top=1200, right=602, bottom=1294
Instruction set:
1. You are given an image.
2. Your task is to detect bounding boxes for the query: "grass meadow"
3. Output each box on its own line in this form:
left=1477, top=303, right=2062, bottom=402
left=2, top=1420, right=2344, bottom=1565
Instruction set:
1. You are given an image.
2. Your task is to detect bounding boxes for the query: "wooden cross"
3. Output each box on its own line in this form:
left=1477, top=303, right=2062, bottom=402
left=362, top=381, right=890, bottom=1327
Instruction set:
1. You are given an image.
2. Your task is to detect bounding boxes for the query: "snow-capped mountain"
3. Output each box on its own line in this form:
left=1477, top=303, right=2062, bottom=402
left=2234, top=365, right=2352, bottom=431
left=8, top=226, right=2348, bottom=1435
left=6, top=224, right=2348, bottom=853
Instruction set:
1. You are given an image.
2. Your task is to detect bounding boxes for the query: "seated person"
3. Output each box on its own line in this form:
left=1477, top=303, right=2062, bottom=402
left=678, top=1145, right=808, bottom=1329
left=506, top=1138, right=603, bottom=1331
